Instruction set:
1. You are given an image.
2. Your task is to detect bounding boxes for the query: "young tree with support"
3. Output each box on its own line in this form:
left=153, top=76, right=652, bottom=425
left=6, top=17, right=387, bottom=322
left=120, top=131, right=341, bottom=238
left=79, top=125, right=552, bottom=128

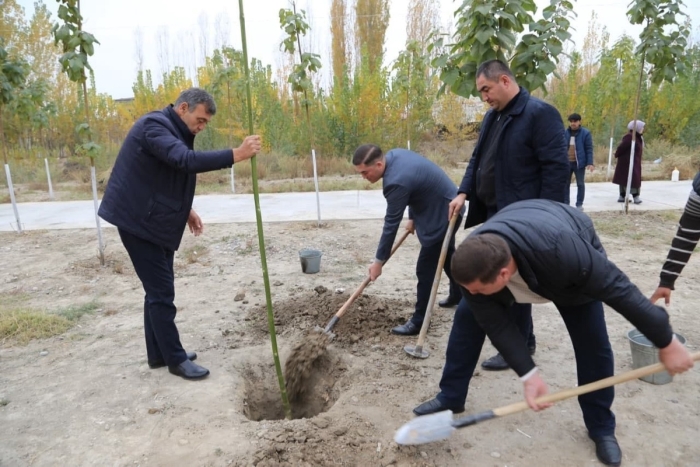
left=622, top=0, right=689, bottom=213
left=51, top=0, right=104, bottom=264
left=279, top=3, right=323, bottom=226
left=0, top=41, right=28, bottom=233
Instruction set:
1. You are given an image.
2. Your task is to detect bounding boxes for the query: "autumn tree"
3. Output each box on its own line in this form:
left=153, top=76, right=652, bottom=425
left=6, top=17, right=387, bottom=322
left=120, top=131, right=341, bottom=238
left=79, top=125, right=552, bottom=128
left=354, top=0, right=390, bottom=75
left=330, top=0, right=349, bottom=86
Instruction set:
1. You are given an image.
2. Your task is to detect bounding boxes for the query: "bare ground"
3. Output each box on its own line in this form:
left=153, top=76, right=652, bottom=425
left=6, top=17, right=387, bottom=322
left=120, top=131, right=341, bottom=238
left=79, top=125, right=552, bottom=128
left=0, top=211, right=699, bottom=467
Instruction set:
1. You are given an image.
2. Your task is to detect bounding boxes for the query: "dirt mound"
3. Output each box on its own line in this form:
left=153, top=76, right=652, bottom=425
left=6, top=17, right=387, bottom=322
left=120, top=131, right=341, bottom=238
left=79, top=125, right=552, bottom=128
left=246, top=286, right=413, bottom=347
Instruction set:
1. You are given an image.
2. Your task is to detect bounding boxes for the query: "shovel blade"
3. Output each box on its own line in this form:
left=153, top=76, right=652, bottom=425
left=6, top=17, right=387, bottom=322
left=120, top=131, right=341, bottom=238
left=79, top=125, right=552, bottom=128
left=314, top=325, right=335, bottom=340
left=404, top=344, right=430, bottom=359
left=394, top=410, right=455, bottom=445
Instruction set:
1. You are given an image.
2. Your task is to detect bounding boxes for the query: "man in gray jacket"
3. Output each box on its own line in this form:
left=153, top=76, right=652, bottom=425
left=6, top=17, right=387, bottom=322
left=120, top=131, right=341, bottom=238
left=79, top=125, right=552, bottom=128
left=353, top=144, right=464, bottom=335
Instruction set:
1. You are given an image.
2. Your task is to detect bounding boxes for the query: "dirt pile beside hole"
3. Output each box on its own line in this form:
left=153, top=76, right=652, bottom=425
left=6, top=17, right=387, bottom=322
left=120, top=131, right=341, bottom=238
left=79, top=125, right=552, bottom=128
left=246, top=287, right=413, bottom=347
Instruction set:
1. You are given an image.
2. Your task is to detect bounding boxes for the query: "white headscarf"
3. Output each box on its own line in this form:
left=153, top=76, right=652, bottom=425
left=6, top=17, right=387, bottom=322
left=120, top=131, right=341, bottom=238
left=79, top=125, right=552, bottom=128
left=627, top=120, right=646, bottom=133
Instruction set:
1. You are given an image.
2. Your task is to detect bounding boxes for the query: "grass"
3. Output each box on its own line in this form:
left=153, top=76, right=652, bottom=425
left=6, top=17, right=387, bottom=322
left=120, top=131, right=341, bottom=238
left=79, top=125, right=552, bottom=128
left=0, top=298, right=101, bottom=346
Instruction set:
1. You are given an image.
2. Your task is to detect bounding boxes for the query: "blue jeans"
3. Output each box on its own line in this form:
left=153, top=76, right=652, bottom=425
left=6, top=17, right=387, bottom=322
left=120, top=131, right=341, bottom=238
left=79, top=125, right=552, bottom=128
left=565, top=162, right=586, bottom=207
left=436, top=298, right=615, bottom=437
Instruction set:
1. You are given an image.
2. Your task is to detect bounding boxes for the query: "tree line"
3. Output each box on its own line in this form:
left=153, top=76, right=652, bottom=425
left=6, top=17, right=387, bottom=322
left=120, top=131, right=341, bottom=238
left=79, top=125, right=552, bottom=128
left=1, top=0, right=698, bottom=170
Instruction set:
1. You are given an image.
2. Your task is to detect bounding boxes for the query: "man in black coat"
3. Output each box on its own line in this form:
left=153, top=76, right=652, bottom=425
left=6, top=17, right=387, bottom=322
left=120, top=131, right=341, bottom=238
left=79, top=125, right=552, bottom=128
left=99, top=88, right=261, bottom=380
left=446, top=199, right=694, bottom=466
left=353, top=144, right=464, bottom=335
left=416, top=59, right=569, bottom=416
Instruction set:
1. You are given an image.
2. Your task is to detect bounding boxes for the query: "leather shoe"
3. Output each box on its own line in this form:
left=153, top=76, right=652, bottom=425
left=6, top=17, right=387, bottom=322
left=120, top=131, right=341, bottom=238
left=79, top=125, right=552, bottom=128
left=481, top=353, right=510, bottom=371
left=589, top=434, right=622, bottom=466
left=438, top=296, right=460, bottom=308
left=413, top=397, right=465, bottom=416
left=168, top=359, right=210, bottom=380
left=148, top=351, right=197, bottom=369
left=391, top=321, right=420, bottom=336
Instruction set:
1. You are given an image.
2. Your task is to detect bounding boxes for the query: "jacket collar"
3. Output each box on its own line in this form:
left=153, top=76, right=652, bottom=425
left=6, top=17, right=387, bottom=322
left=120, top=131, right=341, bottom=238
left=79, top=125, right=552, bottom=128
left=165, top=105, right=196, bottom=148
left=505, top=87, right=530, bottom=117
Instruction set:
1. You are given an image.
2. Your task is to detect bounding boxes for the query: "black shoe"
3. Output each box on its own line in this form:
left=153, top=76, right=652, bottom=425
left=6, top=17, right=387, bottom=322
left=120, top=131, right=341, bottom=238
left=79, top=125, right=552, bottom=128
left=481, top=353, right=510, bottom=371
left=168, top=359, right=210, bottom=380
left=148, top=351, right=197, bottom=369
left=589, top=434, right=622, bottom=466
left=438, top=296, right=460, bottom=308
left=391, top=321, right=420, bottom=336
left=413, top=397, right=465, bottom=416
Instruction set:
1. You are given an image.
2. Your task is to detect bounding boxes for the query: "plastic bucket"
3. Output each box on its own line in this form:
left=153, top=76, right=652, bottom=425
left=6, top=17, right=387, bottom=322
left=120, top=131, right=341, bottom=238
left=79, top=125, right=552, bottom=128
left=299, top=249, right=322, bottom=274
left=627, top=329, right=686, bottom=385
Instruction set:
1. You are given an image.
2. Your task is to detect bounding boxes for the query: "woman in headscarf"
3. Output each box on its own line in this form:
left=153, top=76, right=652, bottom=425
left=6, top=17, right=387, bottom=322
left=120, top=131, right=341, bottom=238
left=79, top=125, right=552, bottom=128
left=613, top=119, right=645, bottom=204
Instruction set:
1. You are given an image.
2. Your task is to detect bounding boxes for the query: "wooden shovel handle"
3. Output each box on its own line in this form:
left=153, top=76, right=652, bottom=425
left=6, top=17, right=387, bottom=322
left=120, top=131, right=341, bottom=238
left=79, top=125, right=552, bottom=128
left=333, top=229, right=412, bottom=321
left=412, top=213, right=460, bottom=349
left=494, top=351, right=700, bottom=418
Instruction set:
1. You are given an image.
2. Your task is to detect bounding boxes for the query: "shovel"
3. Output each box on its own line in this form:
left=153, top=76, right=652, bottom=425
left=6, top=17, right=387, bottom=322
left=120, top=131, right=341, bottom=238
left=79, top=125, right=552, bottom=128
left=319, top=229, right=412, bottom=337
left=394, top=351, right=700, bottom=445
left=404, top=213, right=459, bottom=359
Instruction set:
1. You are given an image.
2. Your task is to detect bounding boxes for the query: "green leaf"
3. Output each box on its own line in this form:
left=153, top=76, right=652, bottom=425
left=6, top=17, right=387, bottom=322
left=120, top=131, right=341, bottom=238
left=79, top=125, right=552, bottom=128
left=475, top=27, right=495, bottom=44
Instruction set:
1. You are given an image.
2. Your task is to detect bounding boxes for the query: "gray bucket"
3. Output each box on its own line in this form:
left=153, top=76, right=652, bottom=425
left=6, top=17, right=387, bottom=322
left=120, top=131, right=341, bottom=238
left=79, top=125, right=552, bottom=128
left=627, top=329, right=686, bottom=385
left=299, top=249, right=322, bottom=274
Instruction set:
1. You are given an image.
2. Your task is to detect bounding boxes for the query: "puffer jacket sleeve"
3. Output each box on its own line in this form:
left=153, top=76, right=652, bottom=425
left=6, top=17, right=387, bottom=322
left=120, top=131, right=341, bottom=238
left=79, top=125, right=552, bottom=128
left=555, top=230, right=674, bottom=349
left=143, top=118, right=233, bottom=173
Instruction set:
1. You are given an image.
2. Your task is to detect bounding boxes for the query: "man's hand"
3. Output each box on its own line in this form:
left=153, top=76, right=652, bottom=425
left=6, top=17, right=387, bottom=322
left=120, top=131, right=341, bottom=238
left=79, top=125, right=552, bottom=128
left=187, top=209, right=203, bottom=236
left=650, top=286, right=672, bottom=306
left=659, top=336, right=694, bottom=375
left=523, top=371, right=553, bottom=411
left=233, top=135, right=262, bottom=163
left=369, top=261, right=383, bottom=281
left=405, top=220, right=415, bottom=234
left=587, top=164, right=595, bottom=173
left=448, top=193, right=467, bottom=221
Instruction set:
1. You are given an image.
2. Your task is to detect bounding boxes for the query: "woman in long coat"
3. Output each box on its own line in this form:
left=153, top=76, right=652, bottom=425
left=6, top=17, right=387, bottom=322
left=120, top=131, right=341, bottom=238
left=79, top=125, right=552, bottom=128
left=613, top=120, right=645, bottom=204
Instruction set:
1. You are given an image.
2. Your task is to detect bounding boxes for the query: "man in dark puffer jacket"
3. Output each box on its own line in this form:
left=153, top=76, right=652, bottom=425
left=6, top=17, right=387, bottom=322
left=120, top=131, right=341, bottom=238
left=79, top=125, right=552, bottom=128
left=99, top=88, right=261, bottom=380
left=448, top=199, right=694, bottom=466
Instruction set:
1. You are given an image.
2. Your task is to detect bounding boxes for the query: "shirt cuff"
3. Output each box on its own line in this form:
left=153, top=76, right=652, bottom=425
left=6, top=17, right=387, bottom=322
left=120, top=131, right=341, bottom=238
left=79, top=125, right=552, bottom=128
left=520, top=367, right=538, bottom=382
left=373, top=258, right=385, bottom=264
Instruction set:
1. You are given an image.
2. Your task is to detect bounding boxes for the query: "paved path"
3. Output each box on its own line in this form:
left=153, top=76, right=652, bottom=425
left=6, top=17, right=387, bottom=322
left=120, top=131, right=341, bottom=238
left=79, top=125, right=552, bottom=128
left=0, top=180, right=693, bottom=232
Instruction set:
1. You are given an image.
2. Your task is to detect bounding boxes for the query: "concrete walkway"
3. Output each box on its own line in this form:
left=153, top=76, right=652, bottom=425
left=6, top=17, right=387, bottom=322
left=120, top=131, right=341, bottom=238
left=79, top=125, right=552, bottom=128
left=0, top=180, right=693, bottom=232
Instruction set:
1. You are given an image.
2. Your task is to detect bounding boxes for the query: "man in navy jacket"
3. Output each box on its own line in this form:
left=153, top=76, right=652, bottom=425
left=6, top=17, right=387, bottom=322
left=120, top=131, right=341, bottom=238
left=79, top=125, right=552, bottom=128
left=415, top=59, right=568, bottom=399
left=353, top=144, right=464, bottom=335
left=564, top=113, right=595, bottom=210
left=448, top=199, right=694, bottom=465
left=99, top=88, right=261, bottom=380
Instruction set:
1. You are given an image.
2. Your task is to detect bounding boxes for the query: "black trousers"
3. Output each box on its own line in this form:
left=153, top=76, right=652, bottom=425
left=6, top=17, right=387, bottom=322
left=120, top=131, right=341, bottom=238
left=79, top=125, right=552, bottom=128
left=118, top=228, right=188, bottom=367
left=410, top=223, right=461, bottom=327
left=437, top=298, right=615, bottom=437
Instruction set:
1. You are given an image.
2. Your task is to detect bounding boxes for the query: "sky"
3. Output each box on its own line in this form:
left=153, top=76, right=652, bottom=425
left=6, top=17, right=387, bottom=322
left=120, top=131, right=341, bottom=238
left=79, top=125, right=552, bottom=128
left=16, top=0, right=700, bottom=99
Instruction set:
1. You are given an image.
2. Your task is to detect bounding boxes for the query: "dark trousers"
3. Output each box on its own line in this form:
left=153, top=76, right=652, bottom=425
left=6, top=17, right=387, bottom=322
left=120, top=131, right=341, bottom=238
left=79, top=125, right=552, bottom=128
left=437, top=298, right=615, bottom=437
left=564, top=162, right=586, bottom=207
left=410, top=224, right=461, bottom=327
left=619, top=186, right=640, bottom=197
left=118, top=228, right=188, bottom=367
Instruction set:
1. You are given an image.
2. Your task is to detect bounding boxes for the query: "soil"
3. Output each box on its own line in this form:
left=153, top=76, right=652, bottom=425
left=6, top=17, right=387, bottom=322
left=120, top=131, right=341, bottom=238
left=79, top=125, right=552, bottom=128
left=1, top=212, right=699, bottom=467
